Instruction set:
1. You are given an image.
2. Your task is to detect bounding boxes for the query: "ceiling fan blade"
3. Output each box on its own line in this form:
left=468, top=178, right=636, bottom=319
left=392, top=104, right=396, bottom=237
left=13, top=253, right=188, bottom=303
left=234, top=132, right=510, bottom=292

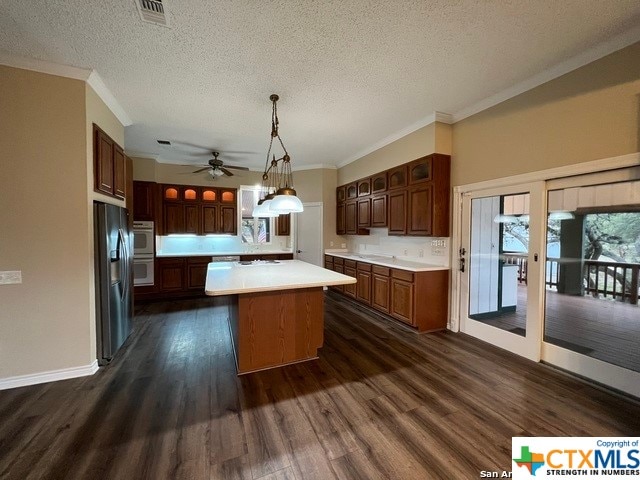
left=220, top=168, right=234, bottom=177
left=223, top=165, right=250, bottom=171
left=192, top=167, right=211, bottom=173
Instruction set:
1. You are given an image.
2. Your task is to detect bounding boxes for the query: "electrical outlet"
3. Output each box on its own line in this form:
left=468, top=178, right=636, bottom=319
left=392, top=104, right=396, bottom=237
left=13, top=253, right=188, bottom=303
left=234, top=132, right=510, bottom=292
left=403, top=249, right=408, bottom=256
left=330, top=241, right=334, bottom=247
left=0, top=271, right=22, bottom=285
left=341, top=243, right=346, bottom=248
left=418, top=249, right=424, bottom=257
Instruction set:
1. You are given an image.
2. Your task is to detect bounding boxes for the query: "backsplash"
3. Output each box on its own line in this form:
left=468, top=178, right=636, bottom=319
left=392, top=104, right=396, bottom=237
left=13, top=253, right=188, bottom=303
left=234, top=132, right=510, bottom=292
left=346, top=229, right=450, bottom=266
left=157, top=234, right=292, bottom=255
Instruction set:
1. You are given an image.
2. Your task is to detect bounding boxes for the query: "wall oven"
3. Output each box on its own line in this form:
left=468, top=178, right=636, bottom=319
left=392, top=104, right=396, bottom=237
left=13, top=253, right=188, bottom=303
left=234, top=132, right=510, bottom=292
left=133, top=221, right=154, bottom=256
left=133, top=256, right=154, bottom=286
left=133, top=221, right=154, bottom=286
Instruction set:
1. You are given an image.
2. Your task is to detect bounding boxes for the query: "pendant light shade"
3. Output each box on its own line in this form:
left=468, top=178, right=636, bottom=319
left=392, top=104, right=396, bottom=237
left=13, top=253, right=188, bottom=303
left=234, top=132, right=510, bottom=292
left=253, top=200, right=279, bottom=217
left=269, top=193, right=304, bottom=213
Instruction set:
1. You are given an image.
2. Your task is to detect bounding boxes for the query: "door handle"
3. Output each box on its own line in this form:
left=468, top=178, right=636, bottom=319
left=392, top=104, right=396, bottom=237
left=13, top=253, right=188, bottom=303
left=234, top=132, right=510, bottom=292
left=296, top=249, right=302, bottom=253
left=459, top=257, right=465, bottom=273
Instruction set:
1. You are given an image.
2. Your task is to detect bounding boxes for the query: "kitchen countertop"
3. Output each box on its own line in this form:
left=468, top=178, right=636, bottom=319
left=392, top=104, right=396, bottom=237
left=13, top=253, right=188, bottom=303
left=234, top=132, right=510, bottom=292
left=205, top=259, right=356, bottom=295
left=156, top=250, right=293, bottom=258
left=325, top=251, right=449, bottom=272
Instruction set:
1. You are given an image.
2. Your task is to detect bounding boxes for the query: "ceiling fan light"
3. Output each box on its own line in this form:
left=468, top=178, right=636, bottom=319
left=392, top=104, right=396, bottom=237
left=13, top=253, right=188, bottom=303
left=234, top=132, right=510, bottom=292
left=269, top=194, right=304, bottom=213
left=253, top=200, right=279, bottom=217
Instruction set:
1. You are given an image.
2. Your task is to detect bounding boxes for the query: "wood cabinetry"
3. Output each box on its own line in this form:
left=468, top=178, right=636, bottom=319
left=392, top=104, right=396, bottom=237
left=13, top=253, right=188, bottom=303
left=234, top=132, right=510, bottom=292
left=371, top=265, right=391, bottom=314
left=276, top=214, right=291, bottom=236
left=335, top=154, right=450, bottom=237
left=133, top=181, right=157, bottom=220
left=356, top=262, right=372, bottom=305
left=93, top=124, right=127, bottom=200
left=159, top=184, right=237, bottom=235
left=325, top=254, right=449, bottom=332
left=157, top=258, right=186, bottom=292
left=186, top=257, right=210, bottom=290
left=390, top=271, right=414, bottom=325
left=371, top=195, right=387, bottom=227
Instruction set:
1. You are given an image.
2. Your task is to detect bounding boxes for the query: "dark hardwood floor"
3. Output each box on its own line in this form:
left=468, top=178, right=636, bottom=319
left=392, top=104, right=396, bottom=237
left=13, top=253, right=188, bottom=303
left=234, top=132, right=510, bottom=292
left=1, top=293, right=639, bottom=480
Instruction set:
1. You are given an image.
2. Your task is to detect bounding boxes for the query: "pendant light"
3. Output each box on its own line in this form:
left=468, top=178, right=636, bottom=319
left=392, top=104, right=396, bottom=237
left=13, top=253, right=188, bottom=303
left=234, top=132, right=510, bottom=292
left=256, top=94, right=304, bottom=214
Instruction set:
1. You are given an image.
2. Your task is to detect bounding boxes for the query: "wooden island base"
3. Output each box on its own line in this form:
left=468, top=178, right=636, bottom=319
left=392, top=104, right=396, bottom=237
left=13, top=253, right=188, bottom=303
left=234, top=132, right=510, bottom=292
left=226, top=287, right=325, bottom=374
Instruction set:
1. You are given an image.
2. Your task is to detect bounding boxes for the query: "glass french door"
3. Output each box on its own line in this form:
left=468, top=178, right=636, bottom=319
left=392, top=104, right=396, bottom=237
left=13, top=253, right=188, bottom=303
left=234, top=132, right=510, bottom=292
left=541, top=172, right=640, bottom=397
left=459, top=182, right=545, bottom=361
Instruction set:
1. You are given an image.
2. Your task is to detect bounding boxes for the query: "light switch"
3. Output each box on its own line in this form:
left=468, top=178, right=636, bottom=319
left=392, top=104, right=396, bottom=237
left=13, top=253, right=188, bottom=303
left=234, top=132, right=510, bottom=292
left=0, top=271, right=22, bottom=285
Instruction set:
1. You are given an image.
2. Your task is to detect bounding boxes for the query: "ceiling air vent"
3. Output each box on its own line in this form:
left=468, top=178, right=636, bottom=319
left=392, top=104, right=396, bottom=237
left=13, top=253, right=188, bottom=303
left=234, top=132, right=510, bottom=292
left=135, top=0, right=170, bottom=27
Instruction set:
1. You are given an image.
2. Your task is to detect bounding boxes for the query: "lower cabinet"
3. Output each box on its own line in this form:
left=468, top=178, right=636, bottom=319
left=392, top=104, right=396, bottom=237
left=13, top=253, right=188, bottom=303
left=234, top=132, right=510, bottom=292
left=157, top=258, right=186, bottom=292
left=326, top=254, right=449, bottom=332
left=186, top=258, right=210, bottom=290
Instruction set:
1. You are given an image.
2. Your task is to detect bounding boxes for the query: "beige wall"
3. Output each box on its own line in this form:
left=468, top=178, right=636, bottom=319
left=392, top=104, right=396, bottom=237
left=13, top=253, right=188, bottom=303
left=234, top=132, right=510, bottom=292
left=338, top=122, right=452, bottom=185
left=452, top=42, right=640, bottom=186
left=0, top=66, right=94, bottom=379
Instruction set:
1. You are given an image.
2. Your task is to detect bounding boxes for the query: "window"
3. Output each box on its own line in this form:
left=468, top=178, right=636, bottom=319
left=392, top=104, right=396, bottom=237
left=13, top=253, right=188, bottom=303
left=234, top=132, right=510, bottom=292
left=240, top=187, right=272, bottom=244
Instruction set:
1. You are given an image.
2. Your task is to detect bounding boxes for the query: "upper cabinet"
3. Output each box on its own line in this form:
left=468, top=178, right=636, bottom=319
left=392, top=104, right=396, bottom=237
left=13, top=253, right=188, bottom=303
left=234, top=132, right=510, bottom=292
left=93, top=124, right=127, bottom=200
left=336, top=154, right=450, bottom=237
left=133, top=181, right=157, bottom=221
left=159, top=184, right=237, bottom=236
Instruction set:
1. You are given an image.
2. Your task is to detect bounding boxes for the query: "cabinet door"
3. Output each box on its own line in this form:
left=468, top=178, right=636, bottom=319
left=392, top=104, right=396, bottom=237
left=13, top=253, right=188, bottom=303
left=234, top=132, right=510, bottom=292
left=183, top=187, right=199, bottom=202
left=357, top=198, right=371, bottom=228
left=202, top=205, right=218, bottom=234
left=220, top=205, right=237, bottom=235
left=346, top=182, right=358, bottom=200
left=371, top=172, right=387, bottom=193
left=372, top=274, right=390, bottom=313
left=356, top=270, right=372, bottom=305
left=387, top=165, right=407, bottom=190
left=371, top=195, right=387, bottom=227
left=357, top=179, right=371, bottom=197
left=164, top=203, right=185, bottom=234
left=219, top=188, right=236, bottom=204
left=186, top=261, right=209, bottom=289
left=113, top=145, right=126, bottom=199
left=333, top=264, right=345, bottom=293
left=162, top=185, right=181, bottom=202
left=184, top=204, right=200, bottom=234
left=133, top=181, right=155, bottom=221
left=390, top=278, right=414, bottom=325
left=336, top=186, right=346, bottom=204
left=344, top=266, right=357, bottom=298
left=277, top=214, right=291, bottom=236
left=388, top=191, right=407, bottom=234
left=408, top=185, right=433, bottom=236
left=94, top=127, right=114, bottom=195
left=408, top=156, right=432, bottom=185
left=336, top=204, right=346, bottom=235
left=158, top=259, right=185, bottom=292
left=345, top=201, right=357, bottom=234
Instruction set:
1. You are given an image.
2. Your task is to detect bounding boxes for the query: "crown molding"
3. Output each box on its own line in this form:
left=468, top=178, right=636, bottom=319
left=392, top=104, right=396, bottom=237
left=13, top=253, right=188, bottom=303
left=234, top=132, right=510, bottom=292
left=0, top=52, right=132, bottom=127
left=292, top=163, right=337, bottom=172
left=0, top=51, right=91, bottom=80
left=337, top=111, right=451, bottom=168
left=87, top=71, right=132, bottom=126
left=451, top=24, right=640, bottom=123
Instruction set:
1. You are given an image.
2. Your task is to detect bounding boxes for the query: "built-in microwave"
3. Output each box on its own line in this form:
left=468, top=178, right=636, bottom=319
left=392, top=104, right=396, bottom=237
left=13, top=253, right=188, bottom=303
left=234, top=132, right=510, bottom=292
left=133, top=221, right=154, bottom=256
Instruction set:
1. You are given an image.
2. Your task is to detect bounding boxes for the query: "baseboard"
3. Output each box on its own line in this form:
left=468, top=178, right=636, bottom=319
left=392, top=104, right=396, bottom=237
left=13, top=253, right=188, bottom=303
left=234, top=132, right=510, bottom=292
left=0, top=360, right=99, bottom=391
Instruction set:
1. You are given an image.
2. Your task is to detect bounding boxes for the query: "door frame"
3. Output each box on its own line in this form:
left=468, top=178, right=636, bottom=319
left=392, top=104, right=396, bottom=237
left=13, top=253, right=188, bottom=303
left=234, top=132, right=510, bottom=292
left=458, top=181, right=545, bottom=362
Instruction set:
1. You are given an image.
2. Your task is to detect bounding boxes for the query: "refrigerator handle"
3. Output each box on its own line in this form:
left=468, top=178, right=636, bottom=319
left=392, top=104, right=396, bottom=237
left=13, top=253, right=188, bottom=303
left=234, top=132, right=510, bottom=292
left=118, top=228, right=128, bottom=296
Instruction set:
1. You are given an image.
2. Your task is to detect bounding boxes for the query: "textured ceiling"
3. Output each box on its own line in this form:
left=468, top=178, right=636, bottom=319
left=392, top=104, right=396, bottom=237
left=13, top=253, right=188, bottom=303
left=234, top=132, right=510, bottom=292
left=1, top=1, right=640, bottom=171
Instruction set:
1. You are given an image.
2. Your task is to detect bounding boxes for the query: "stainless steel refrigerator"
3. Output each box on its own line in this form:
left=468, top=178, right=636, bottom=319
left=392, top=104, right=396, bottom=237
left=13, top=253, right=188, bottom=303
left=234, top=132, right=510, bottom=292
left=94, top=202, right=133, bottom=365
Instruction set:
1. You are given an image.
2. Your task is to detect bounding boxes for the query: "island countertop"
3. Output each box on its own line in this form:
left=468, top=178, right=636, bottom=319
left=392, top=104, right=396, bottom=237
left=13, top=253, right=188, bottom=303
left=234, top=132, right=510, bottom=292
left=205, top=259, right=356, bottom=296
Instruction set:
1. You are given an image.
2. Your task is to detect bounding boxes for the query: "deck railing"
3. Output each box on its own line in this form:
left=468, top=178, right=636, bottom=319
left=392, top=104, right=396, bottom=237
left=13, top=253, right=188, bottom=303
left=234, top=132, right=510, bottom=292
left=502, top=252, right=640, bottom=305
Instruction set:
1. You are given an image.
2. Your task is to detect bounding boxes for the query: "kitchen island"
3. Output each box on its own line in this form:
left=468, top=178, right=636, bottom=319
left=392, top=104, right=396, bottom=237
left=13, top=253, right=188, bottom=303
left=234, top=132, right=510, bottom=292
left=205, top=259, right=355, bottom=374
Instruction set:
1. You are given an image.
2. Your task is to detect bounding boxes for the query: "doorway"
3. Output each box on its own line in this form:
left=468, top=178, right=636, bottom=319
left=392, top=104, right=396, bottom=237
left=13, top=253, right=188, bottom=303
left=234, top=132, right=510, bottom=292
left=295, top=202, right=323, bottom=266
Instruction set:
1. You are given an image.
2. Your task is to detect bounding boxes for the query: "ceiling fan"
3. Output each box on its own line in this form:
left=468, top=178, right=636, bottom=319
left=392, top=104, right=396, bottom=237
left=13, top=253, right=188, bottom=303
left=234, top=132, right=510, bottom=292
left=192, top=152, right=250, bottom=177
